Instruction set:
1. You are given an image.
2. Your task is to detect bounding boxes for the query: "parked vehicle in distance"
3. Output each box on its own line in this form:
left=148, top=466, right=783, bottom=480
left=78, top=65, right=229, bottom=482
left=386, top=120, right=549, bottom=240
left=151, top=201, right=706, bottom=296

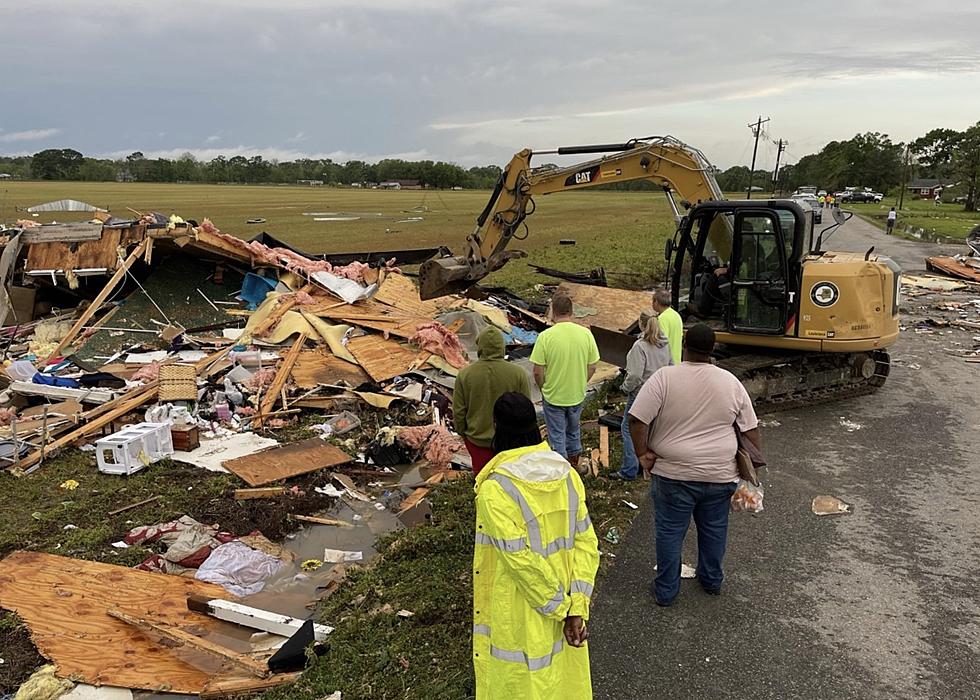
left=817, top=190, right=827, bottom=197
left=791, top=194, right=822, bottom=223
left=796, top=185, right=818, bottom=196
left=838, top=190, right=881, bottom=203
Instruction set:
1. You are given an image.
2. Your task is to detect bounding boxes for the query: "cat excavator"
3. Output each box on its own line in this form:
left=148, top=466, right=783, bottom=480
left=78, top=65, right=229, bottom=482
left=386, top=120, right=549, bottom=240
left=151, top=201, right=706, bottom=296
left=419, top=136, right=901, bottom=405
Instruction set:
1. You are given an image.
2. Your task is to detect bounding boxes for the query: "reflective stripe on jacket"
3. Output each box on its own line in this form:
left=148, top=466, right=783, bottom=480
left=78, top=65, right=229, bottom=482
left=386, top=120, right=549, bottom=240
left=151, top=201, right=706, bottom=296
left=473, top=441, right=600, bottom=699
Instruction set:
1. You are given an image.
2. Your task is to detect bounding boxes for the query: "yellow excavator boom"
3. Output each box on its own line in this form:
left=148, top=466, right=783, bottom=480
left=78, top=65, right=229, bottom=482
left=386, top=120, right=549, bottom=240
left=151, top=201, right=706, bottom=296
left=419, top=136, right=723, bottom=299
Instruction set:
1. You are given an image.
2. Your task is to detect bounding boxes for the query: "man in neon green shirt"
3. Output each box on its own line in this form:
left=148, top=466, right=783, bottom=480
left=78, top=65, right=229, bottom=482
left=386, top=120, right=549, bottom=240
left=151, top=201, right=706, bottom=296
left=653, top=288, right=683, bottom=366
left=530, top=293, right=600, bottom=467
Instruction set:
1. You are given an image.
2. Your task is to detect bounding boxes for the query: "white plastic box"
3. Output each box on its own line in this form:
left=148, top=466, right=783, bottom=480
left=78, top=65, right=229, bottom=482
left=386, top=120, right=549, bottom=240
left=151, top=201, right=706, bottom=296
left=95, top=422, right=174, bottom=475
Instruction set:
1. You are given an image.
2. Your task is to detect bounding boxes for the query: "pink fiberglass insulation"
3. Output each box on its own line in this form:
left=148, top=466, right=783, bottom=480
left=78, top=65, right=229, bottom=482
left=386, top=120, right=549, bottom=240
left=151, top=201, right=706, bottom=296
left=133, top=362, right=161, bottom=382
left=294, top=291, right=317, bottom=305
left=397, top=425, right=464, bottom=468
left=195, top=223, right=398, bottom=283
left=245, top=367, right=277, bottom=390
left=0, top=407, right=16, bottom=426
left=410, top=322, right=469, bottom=369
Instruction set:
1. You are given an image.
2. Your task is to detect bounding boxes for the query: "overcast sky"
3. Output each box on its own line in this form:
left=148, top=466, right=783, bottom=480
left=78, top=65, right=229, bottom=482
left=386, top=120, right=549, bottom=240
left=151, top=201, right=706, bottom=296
left=2, top=0, right=979, bottom=170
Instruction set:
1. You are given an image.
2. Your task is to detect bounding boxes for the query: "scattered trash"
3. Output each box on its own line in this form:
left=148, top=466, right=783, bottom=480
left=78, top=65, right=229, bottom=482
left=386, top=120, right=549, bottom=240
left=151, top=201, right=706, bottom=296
left=301, top=558, right=323, bottom=572
left=622, top=499, right=638, bottom=510
left=653, top=563, right=697, bottom=579
left=759, top=418, right=781, bottom=428
left=323, top=548, right=363, bottom=563
left=604, top=527, right=620, bottom=544
left=838, top=417, right=863, bottom=432
left=59, top=479, right=79, bottom=491
left=811, top=495, right=852, bottom=516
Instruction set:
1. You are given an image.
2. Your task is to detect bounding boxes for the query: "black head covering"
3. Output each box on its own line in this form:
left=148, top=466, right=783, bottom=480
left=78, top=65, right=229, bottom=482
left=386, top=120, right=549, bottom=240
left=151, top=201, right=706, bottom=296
left=491, top=392, right=542, bottom=454
left=685, top=323, right=716, bottom=355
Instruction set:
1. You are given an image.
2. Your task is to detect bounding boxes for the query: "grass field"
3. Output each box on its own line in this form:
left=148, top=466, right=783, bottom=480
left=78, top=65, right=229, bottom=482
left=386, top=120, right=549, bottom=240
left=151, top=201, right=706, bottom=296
left=847, top=197, right=980, bottom=241
left=0, top=182, right=676, bottom=294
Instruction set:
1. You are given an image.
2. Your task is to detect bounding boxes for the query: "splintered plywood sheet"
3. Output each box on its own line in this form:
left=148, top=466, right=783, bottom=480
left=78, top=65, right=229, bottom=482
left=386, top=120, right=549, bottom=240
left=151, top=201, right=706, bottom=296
left=374, top=272, right=446, bottom=317
left=0, top=551, right=236, bottom=694
left=557, top=281, right=653, bottom=332
left=24, top=226, right=145, bottom=273
left=291, top=348, right=370, bottom=388
left=347, top=334, right=419, bottom=382
left=305, top=298, right=431, bottom=340
left=222, top=437, right=353, bottom=486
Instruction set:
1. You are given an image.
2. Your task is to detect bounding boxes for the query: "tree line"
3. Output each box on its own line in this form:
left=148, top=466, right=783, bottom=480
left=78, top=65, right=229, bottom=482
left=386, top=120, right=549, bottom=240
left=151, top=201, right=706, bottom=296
left=3, top=122, right=979, bottom=209
left=715, top=123, right=980, bottom=211
left=0, top=150, right=504, bottom=190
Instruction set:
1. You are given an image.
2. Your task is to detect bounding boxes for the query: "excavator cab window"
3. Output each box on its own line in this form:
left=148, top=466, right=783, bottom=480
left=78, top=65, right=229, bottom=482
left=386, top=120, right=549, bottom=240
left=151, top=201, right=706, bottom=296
left=728, top=211, right=789, bottom=334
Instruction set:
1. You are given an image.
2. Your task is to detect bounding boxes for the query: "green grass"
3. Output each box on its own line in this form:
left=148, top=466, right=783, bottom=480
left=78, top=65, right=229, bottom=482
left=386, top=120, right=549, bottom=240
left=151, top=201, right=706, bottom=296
left=848, top=198, right=980, bottom=241
left=267, top=443, right=646, bottom=700
left=0, top=182, right=675, bottom=296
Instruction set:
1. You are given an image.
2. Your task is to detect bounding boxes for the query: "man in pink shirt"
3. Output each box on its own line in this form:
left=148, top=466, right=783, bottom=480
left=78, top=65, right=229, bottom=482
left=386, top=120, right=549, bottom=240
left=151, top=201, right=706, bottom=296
left=627, top=324, right=762, bottom=606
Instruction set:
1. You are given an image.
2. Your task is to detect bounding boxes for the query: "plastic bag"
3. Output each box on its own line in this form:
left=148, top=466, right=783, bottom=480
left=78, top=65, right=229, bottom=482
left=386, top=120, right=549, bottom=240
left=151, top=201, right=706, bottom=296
left=731, top=479, right=764, bottom=513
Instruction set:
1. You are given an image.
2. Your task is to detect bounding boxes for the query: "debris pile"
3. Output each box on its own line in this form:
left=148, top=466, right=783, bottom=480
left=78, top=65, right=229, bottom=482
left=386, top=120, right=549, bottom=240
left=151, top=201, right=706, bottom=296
left=0, top=209, right=553, bottom=696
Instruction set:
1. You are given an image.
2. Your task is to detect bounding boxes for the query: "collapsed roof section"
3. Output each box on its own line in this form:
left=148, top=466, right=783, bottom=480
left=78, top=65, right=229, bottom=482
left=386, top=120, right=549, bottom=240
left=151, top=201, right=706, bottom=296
left=25, top=198, right=108, bottom=213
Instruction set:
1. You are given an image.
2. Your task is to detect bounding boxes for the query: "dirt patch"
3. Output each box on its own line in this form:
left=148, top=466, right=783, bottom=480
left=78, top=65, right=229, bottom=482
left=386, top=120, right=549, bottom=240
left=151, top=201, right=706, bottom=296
left=0, top=613, right=45, bottom=695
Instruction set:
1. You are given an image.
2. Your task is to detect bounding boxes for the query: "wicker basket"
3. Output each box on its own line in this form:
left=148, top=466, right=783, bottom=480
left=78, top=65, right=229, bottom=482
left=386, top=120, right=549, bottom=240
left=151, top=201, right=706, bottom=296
left=158, top=364, right=198, bottom=402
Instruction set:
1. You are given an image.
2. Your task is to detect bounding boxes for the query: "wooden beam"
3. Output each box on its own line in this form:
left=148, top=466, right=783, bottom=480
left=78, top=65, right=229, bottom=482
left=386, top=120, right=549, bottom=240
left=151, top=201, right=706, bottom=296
left=199, top=672, right=302, bottom=699
left=42, top=239, right=150, bottom=364
left=599, top=425, right=610, bottom=469
left=108, top=495, right=161, bottom=516
left=251, top=285, right=314, bottom=338
left=289, top=513, right=354, bottom=529
left=234, top=487, right=287, bottom=501
left=256, top=333, right=307, bottom=426
left=107, top=608, right=270, bottom=679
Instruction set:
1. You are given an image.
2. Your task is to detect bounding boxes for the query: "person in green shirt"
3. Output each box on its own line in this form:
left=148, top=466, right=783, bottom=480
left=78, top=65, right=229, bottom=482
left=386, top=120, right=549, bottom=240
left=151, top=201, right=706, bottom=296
left=453, top=326, right=531, bottom=475
left=653, top=288, right=683, bottom=366
left=529, top=293, right=600, bottom=467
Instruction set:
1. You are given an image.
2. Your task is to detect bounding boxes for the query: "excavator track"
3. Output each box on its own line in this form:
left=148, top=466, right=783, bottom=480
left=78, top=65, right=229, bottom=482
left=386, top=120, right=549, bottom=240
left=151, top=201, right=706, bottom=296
left=716, top=348, right=891, bottom=413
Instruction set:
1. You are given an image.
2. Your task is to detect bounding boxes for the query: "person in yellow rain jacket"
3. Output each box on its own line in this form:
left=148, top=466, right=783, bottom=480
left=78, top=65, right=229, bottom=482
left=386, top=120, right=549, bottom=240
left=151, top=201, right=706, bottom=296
left=473, top=392, right=600, bottom=699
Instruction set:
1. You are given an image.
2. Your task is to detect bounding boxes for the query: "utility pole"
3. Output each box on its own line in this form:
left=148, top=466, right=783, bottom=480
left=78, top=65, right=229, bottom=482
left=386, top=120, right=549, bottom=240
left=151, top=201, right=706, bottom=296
left=746, top=116, right=771, bottom=199
left=772, top=138, right=787, bottom=195
left=897, top=145, right=910, bottom=210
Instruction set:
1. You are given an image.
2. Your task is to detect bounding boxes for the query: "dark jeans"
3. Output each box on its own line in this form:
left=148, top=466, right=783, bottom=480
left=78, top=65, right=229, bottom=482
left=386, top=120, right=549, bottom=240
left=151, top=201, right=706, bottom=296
left=542, top=400, right=583, bottom=459
left=651, top=475, right=738, bottom=604
left=618, top=391, right=639, bottom=479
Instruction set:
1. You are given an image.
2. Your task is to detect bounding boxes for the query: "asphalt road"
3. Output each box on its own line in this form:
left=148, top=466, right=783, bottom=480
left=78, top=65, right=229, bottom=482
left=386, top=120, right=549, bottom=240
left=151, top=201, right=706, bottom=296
left=589, top=210, right=980, bottom=698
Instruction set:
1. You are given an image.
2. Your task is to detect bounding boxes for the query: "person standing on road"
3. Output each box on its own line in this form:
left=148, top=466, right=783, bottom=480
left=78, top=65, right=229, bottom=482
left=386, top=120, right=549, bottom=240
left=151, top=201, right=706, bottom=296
left=473, top=392, right=600, bottom=700
left=613, top=312, right=673, bottom=481
left=652, top=288, right=683, bottom=366
left=530, top=293, right=600, bottom=468
left=818, top=194, right=826, bottom=208
left=453, top=326, right=532, bottom=476
left=627, top=324, right=761, bottom=607
left=827, top=193, right=835, bottom=208
left=886, top=207, right=897, bottom=235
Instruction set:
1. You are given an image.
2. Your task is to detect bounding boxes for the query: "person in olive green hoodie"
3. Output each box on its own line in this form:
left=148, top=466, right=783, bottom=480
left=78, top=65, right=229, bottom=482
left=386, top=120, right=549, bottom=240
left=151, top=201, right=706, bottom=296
left=453, top=326, right=532, bottom=475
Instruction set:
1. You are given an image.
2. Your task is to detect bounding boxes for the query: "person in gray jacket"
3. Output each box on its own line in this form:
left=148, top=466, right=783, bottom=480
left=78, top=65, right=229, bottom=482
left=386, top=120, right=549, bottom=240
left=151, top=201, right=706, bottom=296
left=611, top=311, right=673, bottom=480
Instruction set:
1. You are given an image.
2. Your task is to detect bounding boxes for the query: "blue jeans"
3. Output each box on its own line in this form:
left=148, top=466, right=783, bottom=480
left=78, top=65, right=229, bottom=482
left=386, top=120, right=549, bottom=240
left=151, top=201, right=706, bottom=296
left=542, top=400, right=583, bottom=459
left=651, top=475, right=738, bottom=604
left=619, top=392, right=639, bottom=479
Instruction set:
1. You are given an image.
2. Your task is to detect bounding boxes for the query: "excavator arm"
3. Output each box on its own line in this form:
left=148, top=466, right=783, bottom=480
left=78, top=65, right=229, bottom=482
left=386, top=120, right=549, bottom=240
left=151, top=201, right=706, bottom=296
left=419, top=136, right=723, bottom=299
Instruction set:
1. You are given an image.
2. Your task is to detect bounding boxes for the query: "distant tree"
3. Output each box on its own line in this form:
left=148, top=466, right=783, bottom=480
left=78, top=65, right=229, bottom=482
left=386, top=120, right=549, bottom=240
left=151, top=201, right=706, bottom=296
left=31, top=148, right=84, bottom=179
left=952, top=122, right=980, bottom=211
left=911, top=128, right=961, bottom=180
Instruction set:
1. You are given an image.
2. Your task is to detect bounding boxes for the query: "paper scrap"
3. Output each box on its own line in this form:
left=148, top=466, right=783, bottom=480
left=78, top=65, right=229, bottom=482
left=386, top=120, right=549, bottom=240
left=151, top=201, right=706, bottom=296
left=323, top=548, right=363, bottom=563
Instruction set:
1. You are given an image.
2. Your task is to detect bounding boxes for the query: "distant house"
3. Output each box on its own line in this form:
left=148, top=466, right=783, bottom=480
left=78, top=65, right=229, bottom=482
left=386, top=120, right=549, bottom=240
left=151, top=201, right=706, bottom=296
left=0, top=173, right=10, bottom=180
left=297, top=179, right=323, bottom=186
left=379, top=179, right=422, bottom=190
left=116, top=169, right=136, bottom=182
left=907, top=178, right=954, bottom=199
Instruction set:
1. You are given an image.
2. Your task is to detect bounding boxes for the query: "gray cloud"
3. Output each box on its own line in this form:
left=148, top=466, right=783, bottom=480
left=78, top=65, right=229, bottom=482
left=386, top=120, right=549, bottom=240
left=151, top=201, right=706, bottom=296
left=1, top=1, right=978, bottom=169
left=0, top=128, right=62, bottom=143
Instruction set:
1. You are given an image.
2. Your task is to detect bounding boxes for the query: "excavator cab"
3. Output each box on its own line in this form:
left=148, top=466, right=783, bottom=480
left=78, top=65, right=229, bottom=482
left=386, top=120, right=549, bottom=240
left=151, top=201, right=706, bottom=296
left=671, top=200, right=807, bottom=337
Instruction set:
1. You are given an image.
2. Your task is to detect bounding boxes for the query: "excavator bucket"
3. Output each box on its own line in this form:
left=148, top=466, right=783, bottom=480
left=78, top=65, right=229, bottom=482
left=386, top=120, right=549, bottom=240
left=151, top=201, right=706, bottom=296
left=419, top=255, right=474, bottom=300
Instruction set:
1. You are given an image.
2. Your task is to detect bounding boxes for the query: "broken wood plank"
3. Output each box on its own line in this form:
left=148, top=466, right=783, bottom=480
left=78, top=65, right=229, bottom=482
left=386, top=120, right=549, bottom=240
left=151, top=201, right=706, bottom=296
left=107, top=608, right=270, bottom=679
left=556, top=281, right=652, bottom=332
left=233, top=487, right=287, bottom=501
left=0, top=551, right=237, bottom=694
left=42, top=238, right=150, bottom=363
left=256, top=333, right=307, bottom=426
left=290, top=513, right=355, bottom=528
left=290, top=348, right=369, bottom=389
left=222, top=437, right=352, bottom=487
left=108, top=494, right=161, bottom=516
left=347, top=334, right=419, bottom=383
left=187, top=596, right=332, bottom=641
left=200, top=671, right=302, bottom=699
left=399, top=471, right=445, bottom=513
left=599, top=425, right=610, bottom=469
